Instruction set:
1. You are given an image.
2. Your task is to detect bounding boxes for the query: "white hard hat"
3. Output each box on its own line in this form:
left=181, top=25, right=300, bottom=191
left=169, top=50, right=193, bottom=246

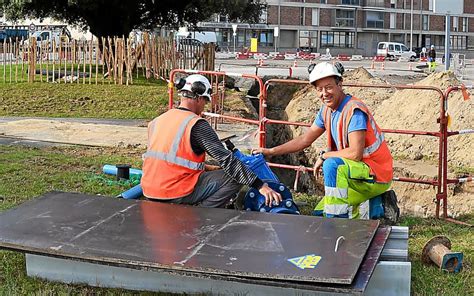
left=309, top=62, right=342, bottom=84
left=179, top=74, right=212, bottom=100
left=431, top=45, right=435, bottom=49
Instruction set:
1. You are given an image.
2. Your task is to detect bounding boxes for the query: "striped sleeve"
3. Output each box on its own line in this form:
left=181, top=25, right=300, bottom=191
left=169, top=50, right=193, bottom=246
left=190, top=120, right=263, bottom=189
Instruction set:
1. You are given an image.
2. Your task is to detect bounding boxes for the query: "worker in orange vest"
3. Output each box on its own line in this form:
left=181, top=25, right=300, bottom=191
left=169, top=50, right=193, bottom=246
left=141, top=74, right=282, bottom=208
left=253, top=62, right=399, bottom=222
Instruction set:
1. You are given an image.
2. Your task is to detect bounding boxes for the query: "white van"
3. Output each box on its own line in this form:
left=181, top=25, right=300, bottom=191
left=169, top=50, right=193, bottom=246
left=377, top=42, right=416, bottom=61
left=176, top=29, right=217, bottom=44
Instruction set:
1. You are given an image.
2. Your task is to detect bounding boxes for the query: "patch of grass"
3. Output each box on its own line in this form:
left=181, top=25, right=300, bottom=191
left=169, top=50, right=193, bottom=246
left=450, top=165, right=474, bottom=176
left=399, top=215, right=474, bottom=296
left=0, top=145, right=472, bottom=295
left=0, top=65, right=169, bottom=120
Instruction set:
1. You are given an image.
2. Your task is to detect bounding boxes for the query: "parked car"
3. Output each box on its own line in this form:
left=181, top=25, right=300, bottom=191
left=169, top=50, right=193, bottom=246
left=0, top=28, right=29, bottom=42
left=377, top=42, right=417, bottom=61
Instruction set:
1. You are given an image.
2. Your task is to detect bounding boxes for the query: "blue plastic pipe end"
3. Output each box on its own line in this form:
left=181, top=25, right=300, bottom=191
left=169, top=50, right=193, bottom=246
left=120, top=184, right=143, bottom=199
left=102, top=164, right=143, bottom=178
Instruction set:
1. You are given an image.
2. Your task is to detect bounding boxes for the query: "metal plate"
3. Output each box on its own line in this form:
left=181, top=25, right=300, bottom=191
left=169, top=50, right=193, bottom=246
left=0, top=191, right=382, bottom=288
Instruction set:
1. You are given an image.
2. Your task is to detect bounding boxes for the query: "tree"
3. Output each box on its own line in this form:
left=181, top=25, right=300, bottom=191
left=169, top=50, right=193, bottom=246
left=1, top=0, right=266, bottom=38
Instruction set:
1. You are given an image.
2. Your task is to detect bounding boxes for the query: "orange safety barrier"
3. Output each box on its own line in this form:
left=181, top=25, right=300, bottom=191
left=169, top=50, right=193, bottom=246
left=337, top=54, right=350, bottom=61
left=374, top=55, right=386, bottom=62
left=261, top=79, right=472, bottom=225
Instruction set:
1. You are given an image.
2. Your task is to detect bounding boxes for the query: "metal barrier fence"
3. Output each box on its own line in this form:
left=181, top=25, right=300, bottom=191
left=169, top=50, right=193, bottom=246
left=218, top=62, right=293, bottom=78
left=168, top=69, right=473, bottom=225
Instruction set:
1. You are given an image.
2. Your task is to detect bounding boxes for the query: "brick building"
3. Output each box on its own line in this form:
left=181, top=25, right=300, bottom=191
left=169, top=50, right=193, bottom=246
left=198, top=0, right=474, bottom=57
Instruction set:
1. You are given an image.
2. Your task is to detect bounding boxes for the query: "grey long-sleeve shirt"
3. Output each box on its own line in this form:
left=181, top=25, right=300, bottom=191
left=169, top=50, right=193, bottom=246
left=186, top=111, right=264, bottom=189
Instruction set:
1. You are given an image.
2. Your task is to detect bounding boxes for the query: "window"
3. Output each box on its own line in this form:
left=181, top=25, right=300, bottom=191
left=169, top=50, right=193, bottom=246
left=452, top=16, right=459, bottom=32
left=365, top=0, right=384, bottom=7
left=299, top=30, right=318, bottom=48
left=425, top=35, right=444, bottom=49
left=401, top=45, right=409, bottom=52
left=429, top=0, right=433, bottom=11
left=341, top=0, right=359, bottom=4
left=462, top=17, right=468, bottom=32
left=390, top=13, right=396, bottom=29
left=320, top=0, right=327, bottom=3
left=321, top=31, right=354, bottom=47
left=390, top=0, right=396, bottom=8
left=312, top=9, right=319, bottom=26
left=366, top=11, right=384, bottom=28
left=335, top=9, right=355, bottom=27
left=451, top=35, right=467, bottom=50
left=422, top=15, right=429, bottom=31
left=394, top=44, right=401, bottom=51
left=388, top=44, right=394, bottom=51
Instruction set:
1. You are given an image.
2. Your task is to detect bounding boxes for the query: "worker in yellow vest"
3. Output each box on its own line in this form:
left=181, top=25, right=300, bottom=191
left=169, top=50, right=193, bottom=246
left=253, top=62, right=399, bottom=222
left=141, top=74, right=282, bottom=208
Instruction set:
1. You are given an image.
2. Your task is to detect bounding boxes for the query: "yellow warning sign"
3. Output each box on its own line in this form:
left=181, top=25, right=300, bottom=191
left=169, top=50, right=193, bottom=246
left=288, top=254, right=322, bottom=270
left=250, top=38, right=258, bottom=53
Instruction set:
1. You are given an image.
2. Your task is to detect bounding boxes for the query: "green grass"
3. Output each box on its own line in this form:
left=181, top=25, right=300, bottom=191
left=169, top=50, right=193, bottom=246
left=0, top=65, right=169, bottom=119
left=400, top=216, right=474, bottom=296
left=0, top=145, right=170, bottom=295
left=0, top=145, right=472, bottom=295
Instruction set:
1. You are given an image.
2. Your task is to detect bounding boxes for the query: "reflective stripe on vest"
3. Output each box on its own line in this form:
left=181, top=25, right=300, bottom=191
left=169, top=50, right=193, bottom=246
left=143, top=113, right=205, bottom=170
left=143, top=150, right=205, bottom=170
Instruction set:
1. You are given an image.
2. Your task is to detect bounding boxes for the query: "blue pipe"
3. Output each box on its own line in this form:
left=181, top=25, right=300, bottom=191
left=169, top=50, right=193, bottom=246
left=119, top=184, right=143, bottom=200
left=102, top=164, right=143, bottom=199
left=102, top=164, right=143, bottom=178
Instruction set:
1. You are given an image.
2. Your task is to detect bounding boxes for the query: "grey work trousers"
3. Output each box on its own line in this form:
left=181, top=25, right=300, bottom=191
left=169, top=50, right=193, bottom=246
left=152, top=170, right=242, bottom=208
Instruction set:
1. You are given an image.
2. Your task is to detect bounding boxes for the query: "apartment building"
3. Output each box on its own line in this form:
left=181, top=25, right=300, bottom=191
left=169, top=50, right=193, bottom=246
left=198, top=0, right=474, bottom=57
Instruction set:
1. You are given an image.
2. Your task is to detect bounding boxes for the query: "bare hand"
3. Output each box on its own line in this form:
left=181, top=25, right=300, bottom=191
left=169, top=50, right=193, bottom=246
left=313, top=157, right=324, bottom=180
left=205, top=164, right=221, bottom=171
left=251, top=147, right=273, bottom=156
left=258, top=183, right=282, bottom=207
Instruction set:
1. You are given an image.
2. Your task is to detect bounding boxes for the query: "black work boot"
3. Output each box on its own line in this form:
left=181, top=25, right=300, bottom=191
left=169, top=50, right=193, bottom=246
left=381, top=190, right=400, bottom=225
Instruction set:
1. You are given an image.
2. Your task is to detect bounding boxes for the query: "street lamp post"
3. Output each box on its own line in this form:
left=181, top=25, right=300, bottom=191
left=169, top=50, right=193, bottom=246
left=445, top=14, right=451, bottom=70
left=232, top=24, right=238, bottom=53
left=410, top=0, right=413, bottom=51
left=274, top=26, right=279, bottom=53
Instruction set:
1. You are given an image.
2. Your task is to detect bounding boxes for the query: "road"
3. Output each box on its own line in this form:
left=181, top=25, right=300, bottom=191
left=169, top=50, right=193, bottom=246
left=215, top=57, right=473, bottom=84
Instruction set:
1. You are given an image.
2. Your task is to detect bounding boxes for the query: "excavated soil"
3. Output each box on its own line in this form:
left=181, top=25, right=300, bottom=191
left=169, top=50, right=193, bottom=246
left=265, top=67, right=473, bottom=217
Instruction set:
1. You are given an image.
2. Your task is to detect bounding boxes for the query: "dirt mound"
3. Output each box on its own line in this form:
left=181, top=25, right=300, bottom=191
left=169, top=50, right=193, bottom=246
left=344, top=66, right=377, bottom=83
left=343, top=67, right=393, bottom=112
left=374, top=71, right=474, bottom=167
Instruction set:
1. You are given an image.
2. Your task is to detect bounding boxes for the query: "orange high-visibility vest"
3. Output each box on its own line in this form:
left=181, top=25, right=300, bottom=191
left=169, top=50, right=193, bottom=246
left=141, top=109, right=205, bottom=199
left=321, top=96, right=393, bottom=183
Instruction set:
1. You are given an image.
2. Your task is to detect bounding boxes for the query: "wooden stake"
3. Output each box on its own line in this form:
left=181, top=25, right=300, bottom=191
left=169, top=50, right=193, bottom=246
left=89, top=37, right=92, bottom=84
left=58, top=39, right=62, bottom=83
left=83, top=40, right=86, bottom=84
left=4, top=40, right=7, bottom=83
left=95, top=39, right=99, bottom=85
left=52, top=40, right=56, bottom=83
left=9, top=38, right=12, bottom=83
left=64, top=40, right=67, bottom=83
left=45, top=40, right=49, bottom=82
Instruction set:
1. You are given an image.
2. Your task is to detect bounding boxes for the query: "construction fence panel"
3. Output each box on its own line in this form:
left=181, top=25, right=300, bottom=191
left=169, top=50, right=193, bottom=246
left=0, top=35, right=215, bottom=85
